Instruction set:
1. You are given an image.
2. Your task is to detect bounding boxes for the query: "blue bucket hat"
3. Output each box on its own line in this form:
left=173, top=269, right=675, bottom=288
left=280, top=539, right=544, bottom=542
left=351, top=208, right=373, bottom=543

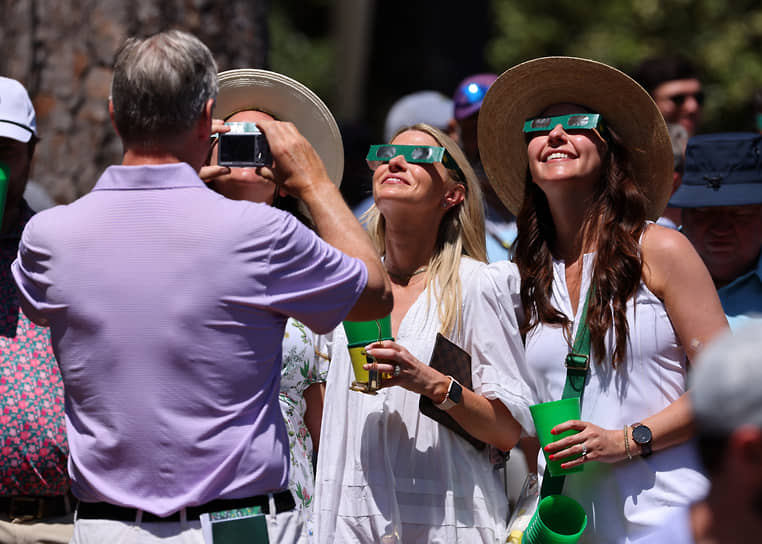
left=670, top=132, right=762, bottom=208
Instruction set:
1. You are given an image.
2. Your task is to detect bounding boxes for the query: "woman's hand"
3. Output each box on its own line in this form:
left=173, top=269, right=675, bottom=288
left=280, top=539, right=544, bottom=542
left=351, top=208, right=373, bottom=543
left=544, top=420, right=628, bottom=469
left=364, top=340, right=449, bottom=400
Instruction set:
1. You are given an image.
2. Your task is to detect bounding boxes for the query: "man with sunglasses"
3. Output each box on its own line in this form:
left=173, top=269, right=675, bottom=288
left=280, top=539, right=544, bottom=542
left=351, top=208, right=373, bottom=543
left=451, top=73, right=517, bottom=263
left=632, top=54, right=704, bottom=137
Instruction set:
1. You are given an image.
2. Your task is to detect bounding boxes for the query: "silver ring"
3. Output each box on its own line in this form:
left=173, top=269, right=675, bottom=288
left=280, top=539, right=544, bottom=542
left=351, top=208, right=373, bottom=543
left=393, top=364, right=401, bottom=377
left=581, top=444, right=588, bottom=457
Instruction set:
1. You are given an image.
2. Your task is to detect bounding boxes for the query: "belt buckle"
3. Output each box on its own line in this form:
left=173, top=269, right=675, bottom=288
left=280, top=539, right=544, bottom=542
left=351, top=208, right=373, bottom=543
left=8, top=497, right=44, bottom=522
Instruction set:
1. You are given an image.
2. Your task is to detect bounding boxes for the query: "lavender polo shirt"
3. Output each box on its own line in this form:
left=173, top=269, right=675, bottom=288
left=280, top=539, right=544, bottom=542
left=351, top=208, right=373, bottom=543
left=11, top=163, right=367, bottom=516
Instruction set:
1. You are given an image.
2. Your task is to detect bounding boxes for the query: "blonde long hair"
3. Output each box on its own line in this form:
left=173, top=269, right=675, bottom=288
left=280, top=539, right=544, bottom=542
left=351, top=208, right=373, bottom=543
left=364, top=123, right=487, bottom=336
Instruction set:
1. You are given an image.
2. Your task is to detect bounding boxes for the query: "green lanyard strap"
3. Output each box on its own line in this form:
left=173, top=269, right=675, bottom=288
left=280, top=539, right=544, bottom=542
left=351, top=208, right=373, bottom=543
left=541, top=287, right=593, bottom=498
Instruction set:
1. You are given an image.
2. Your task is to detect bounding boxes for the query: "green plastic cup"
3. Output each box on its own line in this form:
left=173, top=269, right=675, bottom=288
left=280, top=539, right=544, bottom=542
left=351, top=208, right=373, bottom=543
left=530, top=398, right=584, bottom=477
left=524, top=495, right=587, bottom=544
left=343, top=314, right=392, bottom=344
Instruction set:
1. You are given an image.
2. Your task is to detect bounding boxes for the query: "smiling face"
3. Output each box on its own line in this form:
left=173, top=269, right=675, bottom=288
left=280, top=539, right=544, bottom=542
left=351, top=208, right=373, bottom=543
left=526, top=103, right=607, bottom=205
left=681, top=204, right=762, bottom=287
left=371, top=129, right=465, bottom=221
left=209, top=109, right=278, bottom=203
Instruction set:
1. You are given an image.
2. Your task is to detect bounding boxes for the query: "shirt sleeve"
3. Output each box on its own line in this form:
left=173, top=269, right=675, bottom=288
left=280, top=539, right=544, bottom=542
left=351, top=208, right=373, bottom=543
left=262, top=211, right=368, bottom=334
left=459, top=260, right=536, bottom=437
left=11, top=215, right=65, bottom=326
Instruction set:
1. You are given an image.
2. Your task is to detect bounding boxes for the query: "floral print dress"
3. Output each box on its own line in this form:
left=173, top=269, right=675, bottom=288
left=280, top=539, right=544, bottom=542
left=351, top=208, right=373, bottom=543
left=280, top=318, right=328, bottom=541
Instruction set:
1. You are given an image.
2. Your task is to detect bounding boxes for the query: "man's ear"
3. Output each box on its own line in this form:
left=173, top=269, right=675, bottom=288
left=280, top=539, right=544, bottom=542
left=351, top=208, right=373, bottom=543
left=108, top=100, right=120, bottom=138
left=196, top=98, right=215, bottom=140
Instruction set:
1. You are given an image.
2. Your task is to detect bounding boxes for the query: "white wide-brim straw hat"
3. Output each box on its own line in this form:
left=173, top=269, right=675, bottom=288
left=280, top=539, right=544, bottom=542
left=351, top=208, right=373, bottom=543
left=215, top=69, right=344, bottom=187
left=478, top=56, right=673, bottom=220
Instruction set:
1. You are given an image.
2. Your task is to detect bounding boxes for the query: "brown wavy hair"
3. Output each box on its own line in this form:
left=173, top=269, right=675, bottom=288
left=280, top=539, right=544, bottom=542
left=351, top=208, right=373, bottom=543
left=515, top=128, right=647, bottom=367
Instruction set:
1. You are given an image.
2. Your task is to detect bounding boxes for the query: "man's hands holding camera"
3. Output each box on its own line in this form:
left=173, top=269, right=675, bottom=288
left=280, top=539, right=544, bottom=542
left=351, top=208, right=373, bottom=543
left=200, top=118, right=333, bottom=202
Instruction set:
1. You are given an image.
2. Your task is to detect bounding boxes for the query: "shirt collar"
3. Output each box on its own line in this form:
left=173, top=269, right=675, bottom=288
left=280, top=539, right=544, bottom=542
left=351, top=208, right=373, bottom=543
left=92, top=163, right=206, bottom=191
left=717, top=251, right=762, bottom=294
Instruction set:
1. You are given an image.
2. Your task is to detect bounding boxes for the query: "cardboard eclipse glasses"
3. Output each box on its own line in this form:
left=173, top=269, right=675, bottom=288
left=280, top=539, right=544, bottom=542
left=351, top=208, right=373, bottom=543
left=366, top=144, right=465, bottom=180
left=523, top=113, right=609, bottom=142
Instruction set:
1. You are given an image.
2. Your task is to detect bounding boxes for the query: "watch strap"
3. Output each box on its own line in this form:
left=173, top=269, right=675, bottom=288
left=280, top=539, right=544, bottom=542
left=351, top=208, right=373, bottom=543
left=435, top=376, right=459, bottom=411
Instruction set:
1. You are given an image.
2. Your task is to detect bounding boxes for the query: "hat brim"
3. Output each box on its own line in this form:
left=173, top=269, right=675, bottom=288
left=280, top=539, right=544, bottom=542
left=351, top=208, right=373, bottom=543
left=478, top=57, right=673, bottom=220
left=215, top=69, right=344, bottom=187
left=669, top=184, right=762, bottom=208
left=0, top=121, right=34, bottom=143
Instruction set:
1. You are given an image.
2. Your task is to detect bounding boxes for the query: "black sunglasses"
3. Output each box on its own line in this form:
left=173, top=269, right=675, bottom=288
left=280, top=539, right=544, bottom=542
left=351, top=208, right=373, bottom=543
left=666, top=91, right=705, bottom=107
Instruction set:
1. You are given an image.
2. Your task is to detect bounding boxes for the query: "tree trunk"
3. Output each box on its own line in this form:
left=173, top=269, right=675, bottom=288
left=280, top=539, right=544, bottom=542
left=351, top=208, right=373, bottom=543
left=0, top=0, right=269, bottom=204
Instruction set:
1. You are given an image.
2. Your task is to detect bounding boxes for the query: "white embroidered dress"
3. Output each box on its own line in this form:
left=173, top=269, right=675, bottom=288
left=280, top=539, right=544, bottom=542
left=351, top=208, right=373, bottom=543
left=521, top=253, right=709, bottom=544
left=280, top=318, right=328, bottom=542
left=314, top=258, right=533, bottom=543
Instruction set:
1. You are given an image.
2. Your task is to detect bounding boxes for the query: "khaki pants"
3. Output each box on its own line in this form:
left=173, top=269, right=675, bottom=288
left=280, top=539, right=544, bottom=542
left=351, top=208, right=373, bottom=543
left=0, top=512, right=74, bottom=544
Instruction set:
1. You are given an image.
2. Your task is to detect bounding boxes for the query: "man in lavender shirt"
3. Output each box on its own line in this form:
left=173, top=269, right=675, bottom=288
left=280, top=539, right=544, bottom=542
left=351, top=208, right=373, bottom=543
left=11, top=30, right=392, bottom=543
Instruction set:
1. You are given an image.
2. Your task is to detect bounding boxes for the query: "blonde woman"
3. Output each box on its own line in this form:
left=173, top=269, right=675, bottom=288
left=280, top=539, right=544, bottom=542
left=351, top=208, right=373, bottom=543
left=314, top=124, right=532, bottom=543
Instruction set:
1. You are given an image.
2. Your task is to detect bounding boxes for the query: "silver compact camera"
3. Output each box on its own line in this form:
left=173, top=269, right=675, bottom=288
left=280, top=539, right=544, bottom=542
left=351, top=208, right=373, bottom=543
left=218, top=122, right=273, bottom=167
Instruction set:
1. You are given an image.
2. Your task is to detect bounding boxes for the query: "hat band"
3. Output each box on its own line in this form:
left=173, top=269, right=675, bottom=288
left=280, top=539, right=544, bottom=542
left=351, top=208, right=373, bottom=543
left=0, top=119, right=35, bottom=135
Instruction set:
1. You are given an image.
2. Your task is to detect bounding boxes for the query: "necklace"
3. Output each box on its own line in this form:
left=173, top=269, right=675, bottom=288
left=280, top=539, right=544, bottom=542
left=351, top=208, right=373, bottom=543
left=385, top=265, right=428, bottom=283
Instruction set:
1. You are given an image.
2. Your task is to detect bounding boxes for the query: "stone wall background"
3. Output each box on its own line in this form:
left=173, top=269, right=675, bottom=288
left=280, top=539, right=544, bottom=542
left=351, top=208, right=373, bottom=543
left=0, top=0, right=269, bottom=204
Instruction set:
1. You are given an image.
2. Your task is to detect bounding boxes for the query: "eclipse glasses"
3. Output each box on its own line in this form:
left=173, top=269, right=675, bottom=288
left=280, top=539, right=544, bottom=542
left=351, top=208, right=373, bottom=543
left=523, top=113, right=609, bottom=142
left=366, top=144, right=465, bottom=180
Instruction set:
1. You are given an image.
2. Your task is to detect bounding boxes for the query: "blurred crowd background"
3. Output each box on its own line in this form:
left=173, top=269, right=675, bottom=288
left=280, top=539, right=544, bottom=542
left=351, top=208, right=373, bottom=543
left=1, top=0, right=761, bottom=206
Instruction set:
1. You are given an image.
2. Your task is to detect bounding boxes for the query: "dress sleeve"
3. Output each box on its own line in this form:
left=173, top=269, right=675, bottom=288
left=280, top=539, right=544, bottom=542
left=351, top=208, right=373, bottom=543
left=459, top=260, right=536, bottom=437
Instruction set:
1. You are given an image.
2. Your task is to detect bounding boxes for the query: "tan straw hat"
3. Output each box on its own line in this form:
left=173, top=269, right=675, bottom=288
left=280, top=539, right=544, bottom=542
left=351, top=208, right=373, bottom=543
left=215, top=69, right=344, bottom=186
left=478, top=56, right=673, bottom=220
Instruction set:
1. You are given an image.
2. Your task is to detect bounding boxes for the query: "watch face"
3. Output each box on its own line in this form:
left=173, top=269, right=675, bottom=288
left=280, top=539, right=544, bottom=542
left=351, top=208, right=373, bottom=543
left=449, top=380, right=463, bottom=404
left=632, top=425, right=652, bottom=445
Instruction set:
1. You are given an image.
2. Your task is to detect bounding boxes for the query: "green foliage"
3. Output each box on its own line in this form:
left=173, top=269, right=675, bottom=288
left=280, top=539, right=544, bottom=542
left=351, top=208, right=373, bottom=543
left=487, top=0, right=762, bottom=131
left=268, top=4, right=336, bottom=105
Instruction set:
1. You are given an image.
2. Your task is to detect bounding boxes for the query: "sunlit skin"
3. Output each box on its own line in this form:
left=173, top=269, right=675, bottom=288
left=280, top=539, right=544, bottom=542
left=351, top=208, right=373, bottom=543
left=652, top=78, right=703, bottom=137
left=681, top=204, right=762, bottom=287
left=371, top=130, right=462, bottom=226
left=526, top=103, right=606, bottom=221
left=208, top=110, right=284, bottom=204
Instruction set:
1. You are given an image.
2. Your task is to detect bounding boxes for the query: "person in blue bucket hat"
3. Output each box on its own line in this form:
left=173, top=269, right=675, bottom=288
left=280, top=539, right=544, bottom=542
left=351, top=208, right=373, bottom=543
left=670, top=132, right=762, bottom=330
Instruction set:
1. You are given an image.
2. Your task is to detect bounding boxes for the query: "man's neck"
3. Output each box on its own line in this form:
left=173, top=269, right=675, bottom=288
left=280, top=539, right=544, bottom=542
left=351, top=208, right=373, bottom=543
left=122, top=149, right=183, bottom=167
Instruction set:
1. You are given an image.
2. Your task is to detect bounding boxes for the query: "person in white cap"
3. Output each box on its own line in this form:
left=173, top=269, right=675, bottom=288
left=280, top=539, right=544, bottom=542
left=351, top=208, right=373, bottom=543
left=636, top=322, right=762, bottom=543
left=0, top=76, right=73, bottom=543
left=11, top=30, right=392, bottom=543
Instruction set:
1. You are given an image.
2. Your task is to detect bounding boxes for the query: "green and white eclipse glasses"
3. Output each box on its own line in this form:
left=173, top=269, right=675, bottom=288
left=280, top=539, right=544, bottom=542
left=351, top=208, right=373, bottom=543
left=366, top=144, right=464, bottom=180
left=523, top=113, right=608, bottom=141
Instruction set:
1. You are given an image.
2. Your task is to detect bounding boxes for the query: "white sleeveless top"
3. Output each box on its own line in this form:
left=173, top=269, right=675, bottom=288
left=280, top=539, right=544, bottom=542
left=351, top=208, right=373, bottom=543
left=522, top=253, right=709, bottom=544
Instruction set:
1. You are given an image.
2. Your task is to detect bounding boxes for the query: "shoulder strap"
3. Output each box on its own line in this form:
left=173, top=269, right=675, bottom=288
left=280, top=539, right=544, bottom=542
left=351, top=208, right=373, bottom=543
left=541, top=287, right=593, bottom=498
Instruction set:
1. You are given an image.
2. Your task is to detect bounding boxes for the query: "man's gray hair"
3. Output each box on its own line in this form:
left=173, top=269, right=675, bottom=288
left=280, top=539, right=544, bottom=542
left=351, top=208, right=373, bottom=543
left=111, top=30, right=218, bottom=145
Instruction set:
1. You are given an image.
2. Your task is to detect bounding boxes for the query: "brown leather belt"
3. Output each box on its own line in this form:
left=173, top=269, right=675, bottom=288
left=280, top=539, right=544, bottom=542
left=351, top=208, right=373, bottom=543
left=0, top=492, right=74, bottom=520
left=75, top=489, right=295, bottom=522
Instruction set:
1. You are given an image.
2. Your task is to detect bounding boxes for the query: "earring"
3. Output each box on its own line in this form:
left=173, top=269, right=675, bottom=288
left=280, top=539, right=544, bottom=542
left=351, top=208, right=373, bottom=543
left=442, top=202, right=448, bottom=209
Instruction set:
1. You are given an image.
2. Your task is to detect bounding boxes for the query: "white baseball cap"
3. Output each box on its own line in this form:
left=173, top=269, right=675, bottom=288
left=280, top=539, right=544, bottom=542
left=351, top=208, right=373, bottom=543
left=0, top=76, right=37, bottom=143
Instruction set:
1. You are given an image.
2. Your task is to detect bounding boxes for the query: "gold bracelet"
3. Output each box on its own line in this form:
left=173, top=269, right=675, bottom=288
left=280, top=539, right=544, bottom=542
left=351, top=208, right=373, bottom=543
left=624, top=425, right=632, bottom=461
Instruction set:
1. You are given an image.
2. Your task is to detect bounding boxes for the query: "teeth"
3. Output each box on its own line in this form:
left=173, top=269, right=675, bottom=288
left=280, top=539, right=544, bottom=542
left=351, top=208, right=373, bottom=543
left=547, top=152, right=570, bottom=161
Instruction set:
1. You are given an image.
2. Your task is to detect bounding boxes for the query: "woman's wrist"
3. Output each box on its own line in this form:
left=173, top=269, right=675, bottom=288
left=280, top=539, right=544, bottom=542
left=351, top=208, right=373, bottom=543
left=426, top=372, right=451, bottom=404
left=623, top=424, right=633, bottom=460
